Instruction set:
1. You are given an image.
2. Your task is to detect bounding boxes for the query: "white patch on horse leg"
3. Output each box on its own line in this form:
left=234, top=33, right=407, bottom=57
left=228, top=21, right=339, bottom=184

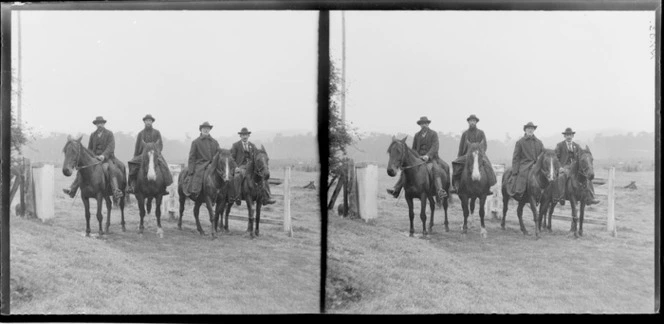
left=480, top=227, right=487, bottom=238
left=148, top=151, right=157, bottom=181
left=157, top=227, right=164, bottom=238
left=472, top=152, right=481, bottom=181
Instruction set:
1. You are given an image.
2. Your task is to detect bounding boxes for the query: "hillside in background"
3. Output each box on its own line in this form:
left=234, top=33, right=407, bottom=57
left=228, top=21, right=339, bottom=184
left=22, top=131, right=318, bottom=167
left=347, top=131, right=655, bottom=168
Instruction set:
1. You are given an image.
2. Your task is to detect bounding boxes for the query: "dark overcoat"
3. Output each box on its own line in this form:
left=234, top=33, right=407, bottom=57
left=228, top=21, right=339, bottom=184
left=457, top=127, right=487, bottom=157
left=134, top=127, right=163, bottom=156
left=452, top=127, right=496, bottom=186
left=230, top=140, right=258, bottom=166
left=510, top=134, right=543, bottom=196
left=88, top=127, right=122, bottom=168
left=554, top=140, right=582, bottom=167
left=185, top=134, right=220, bottom=195
left=412, top=128, right=440, bottom=160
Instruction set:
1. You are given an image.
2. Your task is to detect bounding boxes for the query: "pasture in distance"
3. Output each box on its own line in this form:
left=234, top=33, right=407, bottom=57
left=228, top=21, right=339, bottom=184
left=10, top=167, right=321, bottom=314
left=326, top=167, right=655, bottom=313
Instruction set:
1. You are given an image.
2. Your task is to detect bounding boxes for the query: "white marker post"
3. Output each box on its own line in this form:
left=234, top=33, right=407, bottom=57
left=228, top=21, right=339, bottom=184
left=283, top=167, right=293, bottom=237
left=606, top=167, right=617, bottom=237
left=356, top=163, right=378, bottom=222
left=32, top=163, right=55, bottom=221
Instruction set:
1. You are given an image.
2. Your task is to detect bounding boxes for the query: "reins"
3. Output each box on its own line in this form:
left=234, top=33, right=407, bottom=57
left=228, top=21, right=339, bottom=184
left=69, top=141, right=102, bottom=170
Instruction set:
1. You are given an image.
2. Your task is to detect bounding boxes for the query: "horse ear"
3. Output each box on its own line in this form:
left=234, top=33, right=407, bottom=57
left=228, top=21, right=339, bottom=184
left=261, top=144, right=266, bottom=152
left=77, top=135, right=83, bottom=142
left=585, top=145, right=590, bottom=153
left=67, top=134, right=72, bottom=141
left=392, top=135, right=396, bottom=141
left=401, top=136, right=408, bottom=143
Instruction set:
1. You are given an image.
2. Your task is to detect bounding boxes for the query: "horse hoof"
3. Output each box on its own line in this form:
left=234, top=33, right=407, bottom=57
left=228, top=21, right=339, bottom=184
left=480, top=228, right=487, bottom=239
left=409, top=233, right=414, bottom=237
left=122, top=227, right=126, bottom=232
left=579, top=231, right=583, bottom=237
left=157, top=228, right=164, bottom=238
left=255, top=231, right=260, bottom=237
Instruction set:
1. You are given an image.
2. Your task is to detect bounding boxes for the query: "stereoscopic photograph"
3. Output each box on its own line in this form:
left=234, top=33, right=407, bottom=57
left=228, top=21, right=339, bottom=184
left=325, top=10, right=657, bottom=313
left=5, top=8, right=320, bottom=314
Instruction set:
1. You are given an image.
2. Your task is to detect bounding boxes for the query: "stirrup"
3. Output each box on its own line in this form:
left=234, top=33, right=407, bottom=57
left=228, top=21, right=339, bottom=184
left=63, top=188, right=76, bottom=198
left=386, top=188, right=400, bottom=198
left=126, top=186, right=135, bottom=194
left=262, top=198, right=276, bottom=205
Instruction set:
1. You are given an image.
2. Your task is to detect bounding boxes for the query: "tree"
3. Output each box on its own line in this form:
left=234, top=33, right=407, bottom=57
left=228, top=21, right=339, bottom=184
left=10, top=68, right=33, bottom=167
left=328, top=60, right=358, bottom=178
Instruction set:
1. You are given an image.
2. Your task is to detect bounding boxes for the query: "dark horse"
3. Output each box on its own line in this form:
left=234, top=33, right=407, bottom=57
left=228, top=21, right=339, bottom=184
left=134, top=140, right=169, bottom=237
left=62, top=136, right=126, bottom=236
left=231, top=145, right=272, bottom=238
left=542, top=146, right=596, bottom=238
left=386, top=136, right=450, bottom=237
left=501, top=149, right=560, bottom=238
left=457, top=142, right=493, bottom=237
left=177, top=149, right=234, bottom=238
left=212, top=149, right=237, bottom=234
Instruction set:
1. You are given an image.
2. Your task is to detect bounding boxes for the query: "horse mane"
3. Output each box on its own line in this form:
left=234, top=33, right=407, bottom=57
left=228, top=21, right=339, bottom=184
left=64, top=138, right=96, bottom=160
left=387, top=138, right=419, bottom=159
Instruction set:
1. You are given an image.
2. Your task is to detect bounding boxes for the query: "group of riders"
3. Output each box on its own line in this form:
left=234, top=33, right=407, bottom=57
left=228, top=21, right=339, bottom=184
left=386, top=115, right=600, bottom=206
left=62, top=115, right=276, bottom=206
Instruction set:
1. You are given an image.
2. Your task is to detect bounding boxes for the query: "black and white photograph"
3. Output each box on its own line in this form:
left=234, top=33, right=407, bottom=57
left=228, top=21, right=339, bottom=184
left=326, top=10, right=658, bottom=313
left=4, top=8, right=321, bottom=314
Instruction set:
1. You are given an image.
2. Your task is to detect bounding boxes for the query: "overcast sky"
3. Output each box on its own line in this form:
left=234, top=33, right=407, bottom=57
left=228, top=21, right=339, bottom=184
left=330, top=11, right=656, bottom=141
left=12, top=10, right=318, bottom=141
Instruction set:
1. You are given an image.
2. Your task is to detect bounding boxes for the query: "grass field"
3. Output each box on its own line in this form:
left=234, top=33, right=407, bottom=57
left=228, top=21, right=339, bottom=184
left=326, top=168, right=656, bottom=314
left=10, top=168, right=321, bottom=314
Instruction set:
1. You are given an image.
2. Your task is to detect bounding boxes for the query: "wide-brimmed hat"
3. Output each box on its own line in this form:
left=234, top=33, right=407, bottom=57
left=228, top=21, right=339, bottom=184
left=199, top=121, right=213, bottom=130
left=238, top=127, right=252, bottom=135
left=523, top=122, right=538, bottom=131
left=142, top=114, right=155, bottom=122
left=562, top=127, right=576, bottom=135
left=416, top=116, right=432, bottom=125
left=92, top=116, right=107, bottom=125
left=466, top=114, right=479, bottom=122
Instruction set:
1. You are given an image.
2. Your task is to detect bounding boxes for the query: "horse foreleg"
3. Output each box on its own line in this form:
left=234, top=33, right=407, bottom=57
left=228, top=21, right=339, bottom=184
left=137, top=194, right=146, bottom=235
left=204, top=196, right=216, bottom=239
left=224, top=201, right=232, bottom=232
left=406, top=197, right=415, bottom=237
left=501, top=192, right=510, bottom=230
left=155, top=195, right=164, bottom=238
left=479, top=195, right=487, bottom=238
left=120, top=196, right=126, bottom=232
left=516, top=200, right=528, bottom=235
left=428, top=196, right=435, bottom=233
left=470, top=196, right=476, bottom=216
left=147, top=197, right=153, bottom=216
left=246, top=197, right=255, bottom=238
left=569, top=197, right=578, bottom=238
left=255, top=201, right=262, bottom=237
left=178, top=194, right=186, bottom=231
left=546, top=200, right=556, bottom=232
left=104, top=196, right=112, bottom=234
left=443, top=196, right=449, bottom=232
left=193, top=201, right=205, bottom=236
left=83, top=197, right=91, bottom=237
left=528, top=196, right=540, bottom=238
left=579, top=201, right=586, bottom=237
left=96, top=195, right=104, bottom=236
left=460, top=195, right=470, bottom=234
left=419, top=196, right=428, bottom=236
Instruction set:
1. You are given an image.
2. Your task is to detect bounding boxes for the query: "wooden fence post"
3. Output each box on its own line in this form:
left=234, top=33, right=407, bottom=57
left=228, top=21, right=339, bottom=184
left=283, top=167, right=292, bottom=237
left=606, top=167, right=617, bottom=237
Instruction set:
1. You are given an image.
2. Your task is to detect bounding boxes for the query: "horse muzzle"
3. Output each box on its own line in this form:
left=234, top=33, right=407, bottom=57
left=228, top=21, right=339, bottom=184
left=63, top=167, right=73, bottom=177
left=387, top=168, right=396, bottom=177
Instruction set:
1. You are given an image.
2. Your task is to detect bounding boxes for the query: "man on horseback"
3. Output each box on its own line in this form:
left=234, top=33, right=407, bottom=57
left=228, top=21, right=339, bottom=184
left=386, top=116, right=448, bottom=200
left=126, top=114, right=173, bottom=195
left=506, top=122, right=543, bottom=199
left=182, top=122, right=220, bottom=200
left=451, top=114, right=496, bottom=195
left=555, top=127, right=600, bottom=206
left=230, top=127, right=276, bottom=205
left=63, top=116, right=124, bottom=199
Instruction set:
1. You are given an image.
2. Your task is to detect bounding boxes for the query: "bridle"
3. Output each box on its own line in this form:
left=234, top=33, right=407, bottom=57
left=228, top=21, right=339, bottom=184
left=67, top=140, right=102, bottom=170
left=390, top=141, right=426, bottom=170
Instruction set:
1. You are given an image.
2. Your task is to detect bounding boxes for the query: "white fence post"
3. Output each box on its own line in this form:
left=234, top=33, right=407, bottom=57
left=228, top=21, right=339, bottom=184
left=32, top=163, right=55, bottom=221
left=283, top=167, right=292, bottom=237
left=356, top=163, right=378, bottom=222
left=606, top=167, right=617, bottom=237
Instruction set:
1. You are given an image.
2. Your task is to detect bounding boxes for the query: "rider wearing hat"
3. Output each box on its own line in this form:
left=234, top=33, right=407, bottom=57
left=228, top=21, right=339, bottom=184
left=386, top=116, right=448, bottom=201
left=63, top=116, right=125, bottom=200
left=230, top=127, right=276, bottom=205
left=126, top=114, right=173, bottom=195
left=554, top=127, right=599, bottom=205
left=507, top=122, right=544, bottom=199
left=451, top=114, right=496, bottom=194
left=182, top=121, right=220, bottom=199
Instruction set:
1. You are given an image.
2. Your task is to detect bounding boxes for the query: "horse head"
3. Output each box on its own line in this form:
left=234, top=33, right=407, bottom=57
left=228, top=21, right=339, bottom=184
left=465, top=142, right=484, bottom=181
left=252, top=145, right=270, bottom=180
left=537, top=149, right=561, bottom=183
left=215, top=148, right=236, bottom=182
left=577, top=145, right=595, bottom=181
left=386, top=135, right=408, bottom=177
left=62, top=135, right=84, bottom=177
left=141, top=141, right=161, bottom=181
